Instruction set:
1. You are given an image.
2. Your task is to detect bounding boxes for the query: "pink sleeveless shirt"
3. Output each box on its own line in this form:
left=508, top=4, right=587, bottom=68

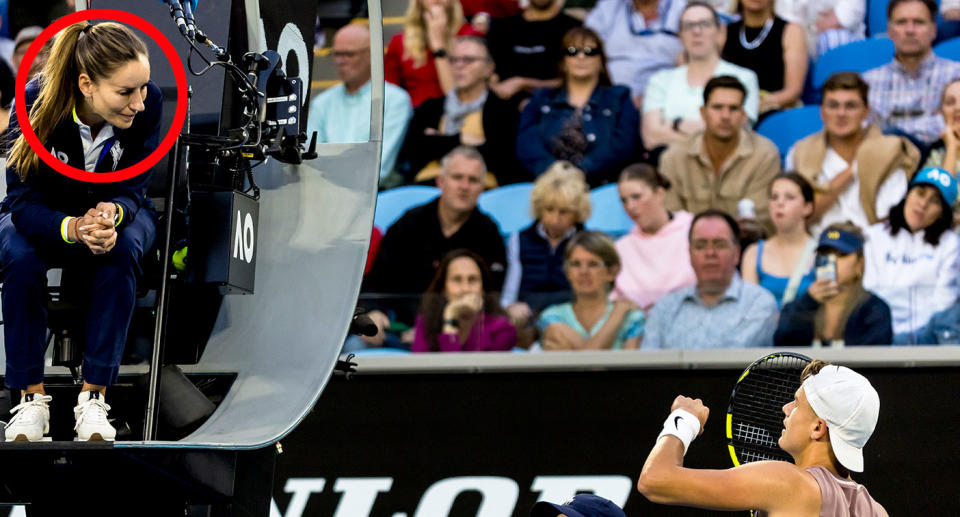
left=755, top=466, right=885, bottom=517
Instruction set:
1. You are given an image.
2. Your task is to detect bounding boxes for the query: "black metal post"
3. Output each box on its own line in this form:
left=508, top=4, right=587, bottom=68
left=144, top=87, right=192, bottom=439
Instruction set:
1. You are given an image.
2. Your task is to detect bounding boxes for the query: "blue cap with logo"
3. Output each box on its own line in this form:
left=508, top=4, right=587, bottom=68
left=530, top=494, right=627, bottom=517
left=817, top=227, right=864, bottom=255
left=911, top=167, right=958, bottom=206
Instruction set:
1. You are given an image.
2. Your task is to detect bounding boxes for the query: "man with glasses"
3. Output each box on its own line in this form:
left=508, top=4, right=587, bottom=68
left=642, top=208, right=778, bottom=349
left=306, top=24, right=413, bottom=186
left=585, top=0, right=686, bottom=109
left=863, top=0, right=960, bottom=148
left=786, top=72, right=919, bottom=237
left=643, top=1, right=760, bottom=151
left=399, top=35, right=524, bottom=186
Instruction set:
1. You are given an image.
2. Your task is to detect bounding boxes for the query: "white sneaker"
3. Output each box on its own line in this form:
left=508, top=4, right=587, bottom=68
left=74, top=391, right=116, bottom=441
left=4, top=393, right=53, bottom=442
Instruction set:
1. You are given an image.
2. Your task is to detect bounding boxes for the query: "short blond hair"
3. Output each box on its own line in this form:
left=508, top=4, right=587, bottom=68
left=529, top=161, right=592, bottom=223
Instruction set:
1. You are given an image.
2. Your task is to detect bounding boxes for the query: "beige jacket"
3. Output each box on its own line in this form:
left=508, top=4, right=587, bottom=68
left=790, top=124, right=920, bottom=225
left=659, top=128, right=781, bottom=232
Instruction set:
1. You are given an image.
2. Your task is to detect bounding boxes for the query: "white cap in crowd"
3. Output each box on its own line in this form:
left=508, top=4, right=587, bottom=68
left=802, top=365, right=880, bottom=472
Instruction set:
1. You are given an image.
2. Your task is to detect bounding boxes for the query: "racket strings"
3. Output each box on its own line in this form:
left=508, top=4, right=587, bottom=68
left=729, top=355, right=810, bottom=464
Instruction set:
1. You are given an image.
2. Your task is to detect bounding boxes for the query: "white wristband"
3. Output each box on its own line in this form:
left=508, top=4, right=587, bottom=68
left=656, top=409, right=701, bottom=456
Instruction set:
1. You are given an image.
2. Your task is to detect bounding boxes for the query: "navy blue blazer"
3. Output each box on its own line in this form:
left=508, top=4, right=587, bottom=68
left=1, top=76, right=163, bottom=248
left=515, top=85, right=639, bottom=186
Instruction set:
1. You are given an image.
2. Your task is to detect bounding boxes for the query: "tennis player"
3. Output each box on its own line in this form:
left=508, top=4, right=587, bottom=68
left=637, top=360, right=888, bottom=516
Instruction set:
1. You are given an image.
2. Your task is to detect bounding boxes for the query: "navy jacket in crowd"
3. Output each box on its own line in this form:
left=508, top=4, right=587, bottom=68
left=515, top=85, right=640, bottom=187
left=514, top=221, right=579, bottom=312
left=1, top=77, right=163, bottom=249
left=774, top=292, right=893, bottom=346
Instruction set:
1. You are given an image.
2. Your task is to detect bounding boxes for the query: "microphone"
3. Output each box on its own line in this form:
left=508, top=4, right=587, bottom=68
left=182, top=0, right=196, bottom=41
left=163, top=0, right=188, bottom=38
left=350, top=312, right=379, bottom=337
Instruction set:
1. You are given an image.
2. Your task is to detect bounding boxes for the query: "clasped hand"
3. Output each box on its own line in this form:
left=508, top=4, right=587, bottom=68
left=72, top=202, right=118, bottom=255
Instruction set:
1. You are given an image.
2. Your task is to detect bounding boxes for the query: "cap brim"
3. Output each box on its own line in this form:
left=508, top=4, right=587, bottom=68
left=817, top=243, right=859, bottom=255
left=830, top=435, right=865, bottom=472
left=530, top=502, right=586, bottom=517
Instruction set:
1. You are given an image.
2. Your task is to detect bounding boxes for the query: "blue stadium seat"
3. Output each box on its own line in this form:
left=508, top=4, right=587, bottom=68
left=373, top=185, right=440, bottom=230
left=478, top=182, right=535, bottom=235
left=934, top=36, right=960, bottom=60
left=812, top=37, right=895, bottom=89
left=756, top=106, right=824, bottom=159
left=585, top=184, right=633, bottom=238
left=867, top=0, right=890, bottom=37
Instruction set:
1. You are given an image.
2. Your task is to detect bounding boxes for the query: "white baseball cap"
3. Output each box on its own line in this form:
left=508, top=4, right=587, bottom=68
left=802, top=365, right=880, bottom=472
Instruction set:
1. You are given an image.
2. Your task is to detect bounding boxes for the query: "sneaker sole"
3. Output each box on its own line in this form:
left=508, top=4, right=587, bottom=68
left=5, top=435, right=52, bottom=442
left=73, top=434, right=115, bottom=442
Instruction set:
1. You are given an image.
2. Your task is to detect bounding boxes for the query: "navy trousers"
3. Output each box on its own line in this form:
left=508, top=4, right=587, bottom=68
left=0, top=209, right=157, bottom=389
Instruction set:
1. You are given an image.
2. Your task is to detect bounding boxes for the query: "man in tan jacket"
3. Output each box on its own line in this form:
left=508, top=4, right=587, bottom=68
left=786, top=72, right=920, bottom=237
left=659, top=76, right=781, bottom=238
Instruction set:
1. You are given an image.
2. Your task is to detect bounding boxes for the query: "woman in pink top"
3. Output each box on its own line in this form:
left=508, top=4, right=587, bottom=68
left=412, top=249, right=517, bottom=352
left=611, top=164, right=697, bottom=311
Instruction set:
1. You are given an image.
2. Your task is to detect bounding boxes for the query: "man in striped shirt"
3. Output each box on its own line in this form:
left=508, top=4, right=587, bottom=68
left=863, top=0, right=960, bottom=148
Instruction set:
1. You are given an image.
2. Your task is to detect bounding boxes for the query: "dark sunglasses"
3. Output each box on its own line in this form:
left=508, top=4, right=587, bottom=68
left=565, top=46, right=599, bottom=57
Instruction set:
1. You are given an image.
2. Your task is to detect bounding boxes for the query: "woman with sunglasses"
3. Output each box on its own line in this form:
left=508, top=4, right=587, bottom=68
left=863, top=167, right=960, bottom=343
left=775, top=223, right=892, bottom=346
left=516, top=26, right=640, bottom=187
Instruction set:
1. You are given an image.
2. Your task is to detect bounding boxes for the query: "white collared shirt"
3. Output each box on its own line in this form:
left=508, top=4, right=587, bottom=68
left=72, top=106, right=116, bottom=172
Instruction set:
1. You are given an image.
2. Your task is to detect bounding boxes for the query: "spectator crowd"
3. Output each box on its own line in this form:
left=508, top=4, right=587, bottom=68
left=326, top=0, right=960, bottom=352
left=5, top=0, right=960, bottom=352
left=325, top=0, right=960, bottom=352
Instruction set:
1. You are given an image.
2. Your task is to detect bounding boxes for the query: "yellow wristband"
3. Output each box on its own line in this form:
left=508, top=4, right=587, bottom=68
left=114, top=203, right=124, bottom=227
left=61, top=217, right=76, bottom=244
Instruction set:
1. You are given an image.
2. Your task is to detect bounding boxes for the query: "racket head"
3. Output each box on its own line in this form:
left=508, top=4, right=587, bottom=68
left=726, top=352, right=813, bottom=467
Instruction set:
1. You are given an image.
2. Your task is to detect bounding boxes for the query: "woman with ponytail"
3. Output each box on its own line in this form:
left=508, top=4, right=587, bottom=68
left=0, top=21, right=163, bottom=442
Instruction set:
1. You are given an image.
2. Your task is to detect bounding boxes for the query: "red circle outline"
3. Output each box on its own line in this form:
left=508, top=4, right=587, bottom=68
left=13, top=9, right=187, bottom=184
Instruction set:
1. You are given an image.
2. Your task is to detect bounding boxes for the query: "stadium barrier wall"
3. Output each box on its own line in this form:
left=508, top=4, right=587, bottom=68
left=270, top=347, right=960, bottom=516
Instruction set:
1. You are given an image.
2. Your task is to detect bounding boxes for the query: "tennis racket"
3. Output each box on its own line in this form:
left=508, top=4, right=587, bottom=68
left=726, top=352, right=812, bottom=467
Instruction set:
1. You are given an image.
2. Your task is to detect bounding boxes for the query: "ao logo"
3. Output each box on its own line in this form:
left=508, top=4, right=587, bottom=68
left=233, top=210, right=255, bottom=263
left=927, top=169, right=952, bottom=187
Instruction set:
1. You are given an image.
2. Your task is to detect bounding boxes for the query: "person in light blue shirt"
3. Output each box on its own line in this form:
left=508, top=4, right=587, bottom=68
left=307, top=24, right=413, bottom=185
left=537, top=230, right=645, bottom=350
left=643, top=209, right=778, bottom=349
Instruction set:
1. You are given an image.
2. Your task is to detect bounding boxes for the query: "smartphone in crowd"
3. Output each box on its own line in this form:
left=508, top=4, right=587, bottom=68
left=815, top=254, right=837, bottom=283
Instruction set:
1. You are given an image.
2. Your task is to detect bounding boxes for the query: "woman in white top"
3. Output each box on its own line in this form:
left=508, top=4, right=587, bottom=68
left=641, top=1, right=760, bottom=150
left=863, top=168, right=960, bottom=342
